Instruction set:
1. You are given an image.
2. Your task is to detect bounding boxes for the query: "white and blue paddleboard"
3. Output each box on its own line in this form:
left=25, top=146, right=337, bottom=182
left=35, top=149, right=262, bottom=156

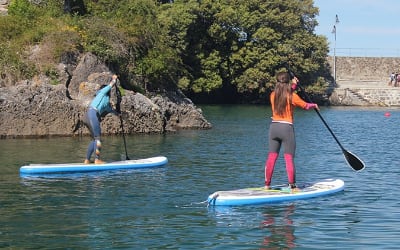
left=207, top=179, right=344, bottom=206
left=20, top=156, right=168, bottom=176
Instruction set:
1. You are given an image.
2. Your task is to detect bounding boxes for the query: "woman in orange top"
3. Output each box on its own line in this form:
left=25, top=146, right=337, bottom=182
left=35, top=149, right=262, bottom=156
left=265, top=72, right=319, bottom=190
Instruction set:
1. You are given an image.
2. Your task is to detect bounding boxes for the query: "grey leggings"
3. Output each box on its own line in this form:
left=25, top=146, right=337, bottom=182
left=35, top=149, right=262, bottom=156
left=83, top=108, right=102, bottom=160
left=268, top=122, right=296, bottom=156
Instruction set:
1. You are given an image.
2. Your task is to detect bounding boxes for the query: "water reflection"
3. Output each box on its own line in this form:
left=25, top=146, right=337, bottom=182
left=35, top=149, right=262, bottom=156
left=207, top=203, right=297, bottom=249
left=260, top=205, right=296, bottom=249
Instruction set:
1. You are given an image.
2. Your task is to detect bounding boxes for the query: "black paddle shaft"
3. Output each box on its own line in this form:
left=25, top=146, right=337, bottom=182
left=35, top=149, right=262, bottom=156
left=286, top=67, right=365, bottom=171
left=115, top=78, right=130, bottom=160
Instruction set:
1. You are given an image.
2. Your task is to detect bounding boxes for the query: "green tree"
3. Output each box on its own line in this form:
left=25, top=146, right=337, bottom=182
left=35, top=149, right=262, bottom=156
left=83, top=0, right=182, bottom=91
left=158, top=0, right=329, bottom=102
left=1, top=0, right=330, bottom=103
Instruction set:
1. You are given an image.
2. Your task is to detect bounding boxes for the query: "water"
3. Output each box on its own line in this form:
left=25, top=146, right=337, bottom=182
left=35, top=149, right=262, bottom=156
left=0, top=105, right=399, bottom=249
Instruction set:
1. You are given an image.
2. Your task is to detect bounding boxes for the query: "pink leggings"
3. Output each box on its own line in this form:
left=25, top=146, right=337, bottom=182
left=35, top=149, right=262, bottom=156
left=265, top=153, right=295, bottom=186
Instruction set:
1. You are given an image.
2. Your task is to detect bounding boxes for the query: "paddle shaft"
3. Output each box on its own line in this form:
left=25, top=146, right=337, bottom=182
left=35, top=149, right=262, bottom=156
left=115, top=79, right=130, bottom=160
left=119, top=115, right=129, bottom=160
left=296, top=85, right=346, bottom=152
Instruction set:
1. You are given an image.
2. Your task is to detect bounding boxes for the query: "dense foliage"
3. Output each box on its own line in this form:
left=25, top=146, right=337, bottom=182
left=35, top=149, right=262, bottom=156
left=0, top=0, right=330, bottom=103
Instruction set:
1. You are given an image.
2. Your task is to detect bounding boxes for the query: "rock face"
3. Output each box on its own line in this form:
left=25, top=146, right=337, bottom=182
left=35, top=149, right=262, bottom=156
left=0, top=82, right=80, bottom=138
left=0, top=53, right=212, bottom=138
left=0, top=0, right=8, bottom=16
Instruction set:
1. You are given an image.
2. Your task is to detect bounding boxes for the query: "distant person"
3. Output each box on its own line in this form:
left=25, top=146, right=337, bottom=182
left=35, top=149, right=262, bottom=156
left=396, top=72, right=399, bottom=87
left=264, top=72, right=319, bottom=191
left=397, top=73, right=400, bottom=87
left=390, top=72, right=395, bottom=86
left=83, top=74, right=120, bottom=164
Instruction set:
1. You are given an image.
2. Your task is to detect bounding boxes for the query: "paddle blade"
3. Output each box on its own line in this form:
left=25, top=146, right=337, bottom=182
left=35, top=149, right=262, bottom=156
left=343, top=150, right=365, bottom=171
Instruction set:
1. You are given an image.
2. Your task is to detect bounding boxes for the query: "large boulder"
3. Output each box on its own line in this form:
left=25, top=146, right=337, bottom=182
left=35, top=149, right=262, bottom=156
left=0, top=81, right=80, bottom=138
left=0, top=53, right=212, bottom=138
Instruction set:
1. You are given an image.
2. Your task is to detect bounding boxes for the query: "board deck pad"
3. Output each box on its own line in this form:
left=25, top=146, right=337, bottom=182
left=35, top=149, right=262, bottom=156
left=207, top=179, right=344, bottom=206
left=20, top=156, right=168, bottom=176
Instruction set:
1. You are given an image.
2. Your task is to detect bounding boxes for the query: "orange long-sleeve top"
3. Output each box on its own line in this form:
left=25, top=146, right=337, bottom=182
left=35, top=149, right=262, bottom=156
left=270, top=92, right=308, bottom=124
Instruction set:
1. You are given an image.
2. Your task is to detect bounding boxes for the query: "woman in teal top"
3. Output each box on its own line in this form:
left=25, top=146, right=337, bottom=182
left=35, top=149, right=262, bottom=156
left=83, top=74, right=119, bottom=164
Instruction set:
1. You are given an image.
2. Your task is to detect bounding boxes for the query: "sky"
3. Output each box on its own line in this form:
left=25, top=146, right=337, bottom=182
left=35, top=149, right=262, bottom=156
left=313, top=0, right=400, bottom=57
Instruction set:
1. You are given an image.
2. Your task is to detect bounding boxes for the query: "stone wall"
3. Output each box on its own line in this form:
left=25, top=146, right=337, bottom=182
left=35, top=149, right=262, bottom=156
left=327, top=56, right=400, bottom=106
left=329, top=88, right=400, bottom=106
left=357, top=88, right=400, bottom=106
left=328, top=56, right=400, bottom=83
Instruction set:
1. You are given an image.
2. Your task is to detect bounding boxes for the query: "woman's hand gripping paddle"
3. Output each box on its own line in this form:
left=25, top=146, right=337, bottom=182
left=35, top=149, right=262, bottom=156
left=286, top=65, right=365, bottom=171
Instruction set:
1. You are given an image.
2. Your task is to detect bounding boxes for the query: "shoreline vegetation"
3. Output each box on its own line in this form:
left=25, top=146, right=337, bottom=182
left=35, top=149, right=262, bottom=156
left=1, top=1, right=335, bottom=138
left=1, top=0, right=331, bottom=102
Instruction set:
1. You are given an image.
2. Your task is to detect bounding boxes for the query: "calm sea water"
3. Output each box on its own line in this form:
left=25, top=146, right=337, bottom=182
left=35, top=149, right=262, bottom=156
left=1, top=105, right=399, bottom=249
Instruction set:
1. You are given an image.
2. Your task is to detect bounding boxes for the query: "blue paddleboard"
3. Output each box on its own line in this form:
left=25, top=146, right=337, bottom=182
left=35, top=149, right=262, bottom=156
left=20, top=156, right=168, bottom=176
left=207, top=179, right=344, bottom=206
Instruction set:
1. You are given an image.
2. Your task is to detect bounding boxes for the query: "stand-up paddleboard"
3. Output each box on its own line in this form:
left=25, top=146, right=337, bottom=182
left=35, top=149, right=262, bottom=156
left=20, top=156, right=168, bottom=176
left=207, top=179, right=344, bottom=206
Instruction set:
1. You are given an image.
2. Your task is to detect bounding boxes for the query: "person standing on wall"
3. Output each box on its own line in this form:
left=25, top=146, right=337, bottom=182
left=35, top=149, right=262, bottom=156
left=264, top=72, right=319, bottom=190
left=390, top=72, right=395, bottom=86
left=83, top=74, right=120, bottom=164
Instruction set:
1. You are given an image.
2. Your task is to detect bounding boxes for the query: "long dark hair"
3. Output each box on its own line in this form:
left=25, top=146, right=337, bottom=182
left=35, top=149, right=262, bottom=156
left=274, top=72, right=292, bottom=116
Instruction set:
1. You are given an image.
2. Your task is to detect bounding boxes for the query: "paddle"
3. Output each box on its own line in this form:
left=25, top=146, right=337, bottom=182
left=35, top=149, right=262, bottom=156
left=114, top=78, right=130, bottom=160
left=285, top=65, right=365, bottom=171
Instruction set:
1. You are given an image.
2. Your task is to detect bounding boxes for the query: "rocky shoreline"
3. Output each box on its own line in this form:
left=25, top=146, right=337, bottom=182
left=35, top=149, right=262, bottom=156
left=0, top=53, right=212, bottom=139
